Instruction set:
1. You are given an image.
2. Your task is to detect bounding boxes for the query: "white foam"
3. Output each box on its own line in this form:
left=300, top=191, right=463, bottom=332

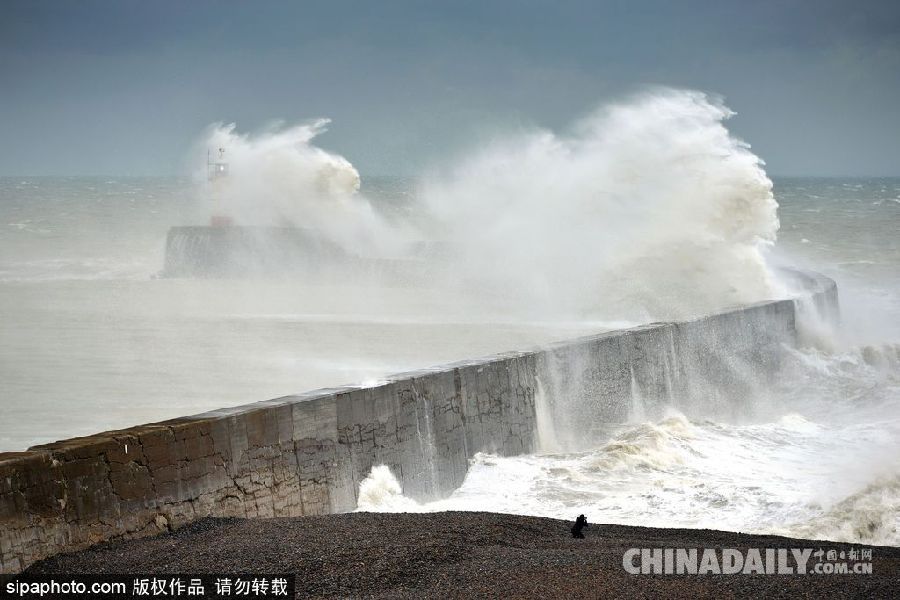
left=195, top=121, right=403, bottom=257
left=421, top=89, right=781, bottom=321
left=356, top=465, right=421, bottom=512
left=353, top=345, right=900, bottom=546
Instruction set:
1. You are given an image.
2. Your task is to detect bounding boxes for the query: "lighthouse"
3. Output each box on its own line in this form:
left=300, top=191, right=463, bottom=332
left=207, top=147, right=233, bottom=227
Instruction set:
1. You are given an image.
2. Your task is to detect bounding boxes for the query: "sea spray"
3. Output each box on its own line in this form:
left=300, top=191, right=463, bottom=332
left=356, top=465, right=420, bottom=512
left=192, top=89, right=784, bottom=325
left=780, top=474, right=900, bottom=546
left=401, top=344, right=900, bottom=546
left=5, top=96, right=893, bottom=549
left=194, top=120, right=405, bottom=257
left=628, top=364, right=647, bottom=423
left=421, top=89, right=781, bottom=321
left=186, top=97, right=897, bottom=552
left=412, top=382, right=440, bottom=499
left=534, top=376, right=561, bottom=452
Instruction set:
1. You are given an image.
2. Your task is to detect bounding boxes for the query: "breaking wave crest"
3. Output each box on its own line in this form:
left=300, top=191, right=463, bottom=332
left=585, top=413, right=695, bottom=472
left=196, top=120, right=400, bottom=256
left=421, top=89, right=781, bottom=320
left=783, top=475, right=900, bottom=546
left=195, top=89, right=782, bottom=322
left=356, top=465, right=420, bottom=512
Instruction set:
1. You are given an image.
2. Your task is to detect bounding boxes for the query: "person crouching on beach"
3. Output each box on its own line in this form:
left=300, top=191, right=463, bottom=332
left=571, top=514, right=587, bottom=539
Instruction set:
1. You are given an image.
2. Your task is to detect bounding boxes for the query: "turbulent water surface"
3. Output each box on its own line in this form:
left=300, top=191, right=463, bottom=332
left=2, top=101, right=899, bottom=550
left=3, top=175, right=898, bottom=547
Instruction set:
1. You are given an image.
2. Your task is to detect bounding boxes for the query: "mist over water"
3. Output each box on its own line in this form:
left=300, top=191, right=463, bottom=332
left=1, top=89, right=898, bottom=545
left=422, top=90, right=780, bottom=320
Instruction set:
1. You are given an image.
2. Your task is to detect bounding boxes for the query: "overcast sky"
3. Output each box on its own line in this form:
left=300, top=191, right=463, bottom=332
left=2, top=0, right=898, bottom=176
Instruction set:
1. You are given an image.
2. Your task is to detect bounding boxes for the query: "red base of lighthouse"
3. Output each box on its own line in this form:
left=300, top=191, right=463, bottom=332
left=210, top=215, right=234, bottom=227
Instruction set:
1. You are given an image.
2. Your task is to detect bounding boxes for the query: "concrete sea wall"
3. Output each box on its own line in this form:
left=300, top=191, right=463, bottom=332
left=0, top=273, right=837, bottom=573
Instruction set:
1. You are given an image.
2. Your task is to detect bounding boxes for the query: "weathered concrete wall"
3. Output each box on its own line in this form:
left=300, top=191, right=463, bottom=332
left=535, top=299, right=797, bottom=445
left=0, top=272, right=837, bottom=573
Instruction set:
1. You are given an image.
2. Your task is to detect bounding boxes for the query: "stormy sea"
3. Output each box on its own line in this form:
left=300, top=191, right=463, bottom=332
left=1, top=91, right=897, bottom=547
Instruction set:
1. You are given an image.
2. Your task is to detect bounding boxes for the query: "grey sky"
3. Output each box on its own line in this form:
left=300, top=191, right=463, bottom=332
left=1, top=0, right=898, bottom=176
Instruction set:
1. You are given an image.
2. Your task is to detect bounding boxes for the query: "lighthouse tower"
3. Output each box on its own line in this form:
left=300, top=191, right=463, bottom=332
left=207, top=147, right=233, bottom=227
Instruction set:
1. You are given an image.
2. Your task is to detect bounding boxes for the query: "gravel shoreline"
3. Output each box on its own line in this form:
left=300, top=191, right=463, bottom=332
left=27, top=512, right=899, bottom=598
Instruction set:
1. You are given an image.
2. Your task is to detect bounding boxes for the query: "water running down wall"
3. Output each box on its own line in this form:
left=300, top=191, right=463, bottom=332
left=0, top=272, right=837, bottom=573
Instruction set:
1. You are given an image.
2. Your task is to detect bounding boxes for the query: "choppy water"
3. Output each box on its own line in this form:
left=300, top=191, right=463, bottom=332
left=2, top=175, right=899, bottom=546
left=362, top=345, right=900, bottom=545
